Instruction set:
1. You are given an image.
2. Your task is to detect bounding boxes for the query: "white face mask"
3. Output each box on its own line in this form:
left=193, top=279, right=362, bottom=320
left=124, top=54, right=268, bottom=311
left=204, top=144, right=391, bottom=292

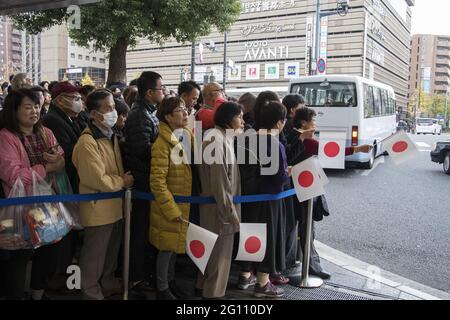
left=101, top=110, right=118, bottom=128
left=72, top=100, right=84, bottom=113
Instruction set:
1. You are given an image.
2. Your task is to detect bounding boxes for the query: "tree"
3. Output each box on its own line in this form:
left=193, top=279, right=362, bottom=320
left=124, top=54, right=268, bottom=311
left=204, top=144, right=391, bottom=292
left=82, top=72, right=94, bottom=86
left=10, top=0, right=241, bottom=85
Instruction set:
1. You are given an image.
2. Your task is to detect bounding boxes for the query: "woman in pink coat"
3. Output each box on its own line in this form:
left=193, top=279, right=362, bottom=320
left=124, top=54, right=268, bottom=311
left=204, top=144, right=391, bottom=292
left=0, top=88, right=65, bottom=300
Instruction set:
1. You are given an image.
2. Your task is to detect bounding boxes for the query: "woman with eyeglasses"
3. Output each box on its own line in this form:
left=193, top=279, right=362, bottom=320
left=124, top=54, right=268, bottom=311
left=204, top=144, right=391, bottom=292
left=0, top=89, right=65, bottom=300
left=149, top=96, right=194, bottom=300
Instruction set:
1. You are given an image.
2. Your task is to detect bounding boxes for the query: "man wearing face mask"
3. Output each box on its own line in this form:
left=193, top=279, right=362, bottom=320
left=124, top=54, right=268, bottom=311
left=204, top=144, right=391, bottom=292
left=41, top=81, right=88, bottom=293
left=73, top=90, right=134, bottom=300
left=42, top=81, right=86, bottom=193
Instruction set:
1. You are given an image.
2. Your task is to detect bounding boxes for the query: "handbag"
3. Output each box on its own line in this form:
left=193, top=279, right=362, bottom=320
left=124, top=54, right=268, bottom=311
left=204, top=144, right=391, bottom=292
left=313, top=195, right=330, bottom=222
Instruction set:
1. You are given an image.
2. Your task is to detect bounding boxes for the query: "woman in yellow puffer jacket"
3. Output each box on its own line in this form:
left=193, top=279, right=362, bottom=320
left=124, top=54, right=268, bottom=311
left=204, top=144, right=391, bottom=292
left=149, top=96, right=193, bottom=300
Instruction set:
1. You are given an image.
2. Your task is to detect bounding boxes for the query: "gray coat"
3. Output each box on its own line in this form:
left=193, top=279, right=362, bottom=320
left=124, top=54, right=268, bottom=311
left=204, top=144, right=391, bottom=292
left=198, top=127, right=241, bottom=235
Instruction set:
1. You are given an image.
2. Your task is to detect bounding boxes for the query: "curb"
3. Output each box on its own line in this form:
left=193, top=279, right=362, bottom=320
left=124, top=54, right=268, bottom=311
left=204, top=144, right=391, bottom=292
left=315, top=241, right=450, bottom=300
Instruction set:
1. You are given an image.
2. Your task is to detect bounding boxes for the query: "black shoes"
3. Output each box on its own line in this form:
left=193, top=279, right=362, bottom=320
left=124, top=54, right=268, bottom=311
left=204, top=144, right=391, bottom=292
left=156, top=288, right=177, bottom=300
left=169, top=281, right=187, bottom=299
left=309, top=269, right=331, bottom=280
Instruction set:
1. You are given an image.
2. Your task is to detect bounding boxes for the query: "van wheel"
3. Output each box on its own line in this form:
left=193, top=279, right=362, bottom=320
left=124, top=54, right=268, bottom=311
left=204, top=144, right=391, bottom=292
left=444, top=152, right=450, bottom=175
left=361, top=148, right=375, bottom=170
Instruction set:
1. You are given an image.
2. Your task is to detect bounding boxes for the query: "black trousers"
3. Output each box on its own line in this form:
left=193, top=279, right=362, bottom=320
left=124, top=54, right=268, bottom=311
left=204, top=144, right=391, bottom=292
left=129, top=198, right=156, bottom=282
left=0, top=249, right=33, bottom=300
left=30, top=242, right=60, bottom=290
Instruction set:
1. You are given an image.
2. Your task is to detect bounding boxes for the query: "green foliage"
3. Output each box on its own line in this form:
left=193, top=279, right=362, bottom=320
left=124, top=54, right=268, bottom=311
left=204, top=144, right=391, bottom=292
left=10, top=0, right=241, bottom=51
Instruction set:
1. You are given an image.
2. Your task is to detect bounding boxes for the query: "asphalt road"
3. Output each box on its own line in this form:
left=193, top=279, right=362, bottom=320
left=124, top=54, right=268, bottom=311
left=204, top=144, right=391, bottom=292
left=317, top=133, right=450, bottom=293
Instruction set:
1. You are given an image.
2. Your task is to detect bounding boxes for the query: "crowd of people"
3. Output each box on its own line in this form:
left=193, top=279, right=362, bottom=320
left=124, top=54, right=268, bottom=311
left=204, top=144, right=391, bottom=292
left=0, top=72, right=373, bottom=300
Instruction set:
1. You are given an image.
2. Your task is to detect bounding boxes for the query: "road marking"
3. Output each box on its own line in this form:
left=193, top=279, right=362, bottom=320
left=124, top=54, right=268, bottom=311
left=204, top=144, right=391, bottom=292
left=361, top=156, right=385, bottom=176
left=416, top=142, right=430, bottom=148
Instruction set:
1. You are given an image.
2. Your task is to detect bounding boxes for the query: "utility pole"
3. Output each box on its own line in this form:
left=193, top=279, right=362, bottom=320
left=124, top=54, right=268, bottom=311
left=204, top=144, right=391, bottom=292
left=191, top=42, right=196, bottom=81
left=314, top=0, right=321, bottom=75
left=223, top=32, right=228, bottom=91
left=445, top=89, right=449, bottom=129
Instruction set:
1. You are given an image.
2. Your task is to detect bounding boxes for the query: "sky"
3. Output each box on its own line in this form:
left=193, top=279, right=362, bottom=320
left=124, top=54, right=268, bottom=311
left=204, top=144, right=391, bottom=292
left=411, top=0, right=450, bottom=35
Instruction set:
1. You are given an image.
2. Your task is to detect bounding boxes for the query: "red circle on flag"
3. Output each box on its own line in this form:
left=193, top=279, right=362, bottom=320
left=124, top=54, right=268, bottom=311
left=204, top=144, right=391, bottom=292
left=324, top=142, right=340, bottom=158
left=298, top=171, right=314, bottom=188
left=392, top=141, right=408, bottom=153
left=245, top=236, right=261, bottom=254
left=190, top=240, right=205, bottom=259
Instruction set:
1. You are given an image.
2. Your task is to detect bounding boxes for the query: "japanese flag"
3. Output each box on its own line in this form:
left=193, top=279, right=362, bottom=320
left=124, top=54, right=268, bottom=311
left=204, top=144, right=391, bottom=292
left=186, top=223, right=218, bottom=275
left=384, top=131, right=419, bottom=165
left=235, top=223, right=267, bottom=262
left=292, top=157, right=325, bottom=203
left=312, top=156, right=329, bottom=185
left=319, top=131, right=347, bottom=169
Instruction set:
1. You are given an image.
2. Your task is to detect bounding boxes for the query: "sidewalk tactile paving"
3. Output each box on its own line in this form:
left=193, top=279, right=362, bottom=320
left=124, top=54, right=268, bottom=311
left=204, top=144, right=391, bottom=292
left=282, top=285, right=374, bottom=301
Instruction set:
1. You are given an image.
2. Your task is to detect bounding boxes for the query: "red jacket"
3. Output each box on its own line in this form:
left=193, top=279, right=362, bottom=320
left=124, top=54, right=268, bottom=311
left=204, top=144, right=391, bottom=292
left=196, top=98, right=226, bottom=131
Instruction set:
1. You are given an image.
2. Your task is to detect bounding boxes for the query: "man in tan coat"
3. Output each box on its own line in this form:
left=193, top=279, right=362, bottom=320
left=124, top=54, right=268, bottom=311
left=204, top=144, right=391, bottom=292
left=73, top=90, right=134, bottom=300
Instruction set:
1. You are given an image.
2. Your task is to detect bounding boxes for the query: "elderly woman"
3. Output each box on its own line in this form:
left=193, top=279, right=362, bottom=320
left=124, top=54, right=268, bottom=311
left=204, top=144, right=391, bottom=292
left=196, top=102, right=244, bottom=300
left=150, top=96, right=193, bottom=300
left=0, top=89, right=65, bottom=300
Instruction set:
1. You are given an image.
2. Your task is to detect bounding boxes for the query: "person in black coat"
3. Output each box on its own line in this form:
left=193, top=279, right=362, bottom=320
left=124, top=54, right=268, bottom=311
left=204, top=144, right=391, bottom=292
left=122, top=71, right=164, bottom=296
left=42, top=82, right=86, bottom=193
left=41, top=81, right=88, bottom=291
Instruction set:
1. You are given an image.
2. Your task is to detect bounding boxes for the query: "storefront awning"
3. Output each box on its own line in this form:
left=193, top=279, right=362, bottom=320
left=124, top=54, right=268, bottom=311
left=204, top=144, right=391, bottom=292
left=0, top=0, right=98, bottom=15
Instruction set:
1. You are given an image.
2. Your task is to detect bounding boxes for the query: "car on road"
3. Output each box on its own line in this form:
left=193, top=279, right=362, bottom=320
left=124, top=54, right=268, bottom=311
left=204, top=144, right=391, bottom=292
left=431, top=141, right=450, bottom=175
left=416, top=118, right=442, bottom=135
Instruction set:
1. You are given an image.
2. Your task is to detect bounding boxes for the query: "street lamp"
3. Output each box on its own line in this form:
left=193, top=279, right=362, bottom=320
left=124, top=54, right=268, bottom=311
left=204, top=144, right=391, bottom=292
left=314, top=0, right=350, bottom=74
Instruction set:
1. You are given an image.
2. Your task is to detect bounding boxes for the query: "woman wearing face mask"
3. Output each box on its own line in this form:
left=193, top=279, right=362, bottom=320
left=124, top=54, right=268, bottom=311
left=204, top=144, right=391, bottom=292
left=72, top=90, right=134, bottom=300
left=195, top=102, right=244, bottom=300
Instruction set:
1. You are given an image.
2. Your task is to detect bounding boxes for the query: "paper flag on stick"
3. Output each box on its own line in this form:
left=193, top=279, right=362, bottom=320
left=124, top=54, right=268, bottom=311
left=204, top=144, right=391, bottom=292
left=383, top=131, right=419, bottom=165
left=319, top=131, right=347, bottom=169
left=292, top=157, right=325, bottom=202
left=186, top=223, right=218, bottom=274
left=235, top=223, right=267, bottom=262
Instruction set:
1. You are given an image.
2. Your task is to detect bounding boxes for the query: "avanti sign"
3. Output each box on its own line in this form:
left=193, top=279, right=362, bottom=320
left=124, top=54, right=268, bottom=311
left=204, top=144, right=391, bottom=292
left=244, top=41, right=289, bottom=61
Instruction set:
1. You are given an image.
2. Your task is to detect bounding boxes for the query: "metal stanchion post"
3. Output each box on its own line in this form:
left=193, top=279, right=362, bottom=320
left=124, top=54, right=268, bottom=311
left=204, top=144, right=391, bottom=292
left=299, top=199, right=323, bottom=288
left=123, top=188, right=132, bottom=300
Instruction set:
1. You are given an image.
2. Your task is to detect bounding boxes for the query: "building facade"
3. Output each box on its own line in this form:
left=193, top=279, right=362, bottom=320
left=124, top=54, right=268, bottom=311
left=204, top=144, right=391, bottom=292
left=40, top=24, right=108, bottom=85
left=0, top=16, right=23, bottom=82
left=127, top=0, right=414, bottom=109
left=409, top=34, right=450, bottom=98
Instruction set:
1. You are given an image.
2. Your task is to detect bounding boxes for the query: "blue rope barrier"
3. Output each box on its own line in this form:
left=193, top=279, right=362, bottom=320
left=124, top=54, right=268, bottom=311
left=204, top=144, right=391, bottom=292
left=0, top=192, right=124, bottom=207
left=0, top=189, right=297, bottom=207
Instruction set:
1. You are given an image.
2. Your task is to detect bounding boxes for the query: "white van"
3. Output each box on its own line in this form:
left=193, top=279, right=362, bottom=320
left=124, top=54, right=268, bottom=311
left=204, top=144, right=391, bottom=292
left=416, top=118, right=442, bottom=135
left=289, top=75, right=397, bottom=169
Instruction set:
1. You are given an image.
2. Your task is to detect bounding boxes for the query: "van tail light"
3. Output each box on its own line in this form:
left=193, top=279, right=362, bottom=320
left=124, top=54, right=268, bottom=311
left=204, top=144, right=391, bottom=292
left=351, top=126, right=359, bottom=146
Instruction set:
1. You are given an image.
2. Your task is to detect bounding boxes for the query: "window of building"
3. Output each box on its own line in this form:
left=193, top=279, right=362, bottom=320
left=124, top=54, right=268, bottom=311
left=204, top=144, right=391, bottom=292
left=92, top=57, right=97, bottom=62
left=78, top=54, right=83, bottom=60
left=86, top=56, right=90, bottom=61
left=71, top=53, right=75, bottom=58
left=99, top=58, right=106, bottom=64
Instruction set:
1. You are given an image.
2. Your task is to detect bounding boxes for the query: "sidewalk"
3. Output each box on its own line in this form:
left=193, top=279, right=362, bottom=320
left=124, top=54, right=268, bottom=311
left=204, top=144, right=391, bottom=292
left=41, top=242, right=450, bottom=301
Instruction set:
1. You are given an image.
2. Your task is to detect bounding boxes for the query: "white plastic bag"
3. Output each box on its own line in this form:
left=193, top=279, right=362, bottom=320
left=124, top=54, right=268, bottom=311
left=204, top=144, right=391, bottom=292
left=0, top=178, right=30, bottom=250
left=23, top=171, right=74, bottom=248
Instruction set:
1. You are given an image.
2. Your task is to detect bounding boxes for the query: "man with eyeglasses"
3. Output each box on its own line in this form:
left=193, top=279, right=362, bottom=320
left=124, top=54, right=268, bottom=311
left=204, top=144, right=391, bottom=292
left=196, top=82, right=226, bottom=131
left=41, top=81, right=88, bottom=293
left=123, top=71, right=164, bottom=298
